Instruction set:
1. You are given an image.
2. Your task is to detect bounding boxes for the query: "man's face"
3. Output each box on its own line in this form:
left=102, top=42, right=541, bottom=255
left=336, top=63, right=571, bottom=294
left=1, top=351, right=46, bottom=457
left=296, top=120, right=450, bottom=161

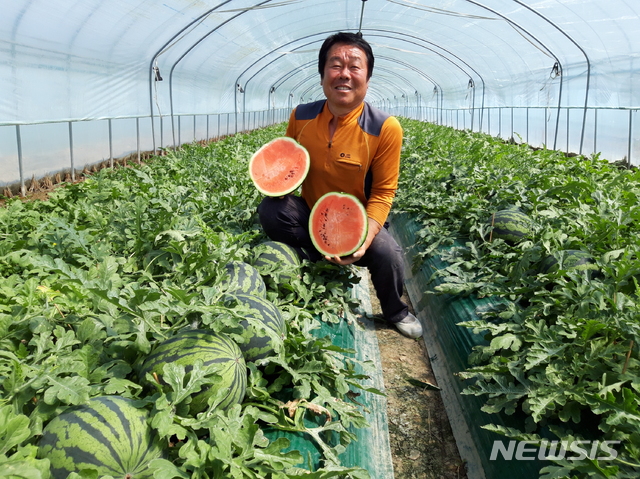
left=321, top=43, right=370, bottom=115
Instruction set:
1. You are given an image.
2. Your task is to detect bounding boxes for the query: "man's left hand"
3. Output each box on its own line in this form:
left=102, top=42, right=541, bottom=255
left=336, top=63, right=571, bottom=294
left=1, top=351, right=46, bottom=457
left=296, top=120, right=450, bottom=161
left=324, top=217, right=382, bottom=266
left=325, top=243, right=366, bottom=266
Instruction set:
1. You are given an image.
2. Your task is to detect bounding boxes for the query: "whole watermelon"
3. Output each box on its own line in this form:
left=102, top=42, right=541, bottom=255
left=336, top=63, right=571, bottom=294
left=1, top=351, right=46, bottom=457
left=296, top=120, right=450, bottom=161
left=251, top=241, right=302, bottom=282
left=253, top=241, right=301, bottom=269
left=539, top=250, right=598, bottom=275
left=139, top=329, right=246, bottom=414
left=220, top=260, right=267, bottom=298
left=224, top=293, right=286, bottom=361
left=489, top=207, right=531, bottom=243
left=38, top=395, right=165, bottom=479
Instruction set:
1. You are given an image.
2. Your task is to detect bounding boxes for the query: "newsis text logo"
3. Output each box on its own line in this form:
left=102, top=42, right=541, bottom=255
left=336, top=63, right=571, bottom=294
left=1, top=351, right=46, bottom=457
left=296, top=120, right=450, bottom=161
left=490, top=440, right=621, bottom=461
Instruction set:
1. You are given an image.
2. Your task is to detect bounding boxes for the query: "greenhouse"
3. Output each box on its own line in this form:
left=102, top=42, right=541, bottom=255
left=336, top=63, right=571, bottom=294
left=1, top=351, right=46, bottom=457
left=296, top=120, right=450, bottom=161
left=1, top=1, right=639, bottom=479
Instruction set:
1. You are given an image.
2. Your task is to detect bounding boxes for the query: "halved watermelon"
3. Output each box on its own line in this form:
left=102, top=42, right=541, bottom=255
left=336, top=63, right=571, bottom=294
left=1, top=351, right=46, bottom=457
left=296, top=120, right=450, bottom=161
left=249, top=137, right=310, bottom=196
left=309, top=192, right=368, bottom=257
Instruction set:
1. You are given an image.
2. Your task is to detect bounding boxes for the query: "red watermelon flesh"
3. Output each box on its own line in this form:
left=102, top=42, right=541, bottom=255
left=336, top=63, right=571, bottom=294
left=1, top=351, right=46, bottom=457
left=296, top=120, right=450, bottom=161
left=249, top=137, right=310, bottom=196
left=309, top=192, right=368, bottom=257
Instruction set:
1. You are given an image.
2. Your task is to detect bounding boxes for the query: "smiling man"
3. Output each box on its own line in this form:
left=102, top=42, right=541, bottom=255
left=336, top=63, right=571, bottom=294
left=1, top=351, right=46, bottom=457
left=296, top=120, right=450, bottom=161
left=257, top=32, right=422, bottom=339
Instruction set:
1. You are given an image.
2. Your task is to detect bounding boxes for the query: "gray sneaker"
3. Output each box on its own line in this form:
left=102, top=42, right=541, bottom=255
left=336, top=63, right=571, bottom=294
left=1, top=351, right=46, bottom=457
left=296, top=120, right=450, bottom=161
left=394, top=313, right=423, bottom=339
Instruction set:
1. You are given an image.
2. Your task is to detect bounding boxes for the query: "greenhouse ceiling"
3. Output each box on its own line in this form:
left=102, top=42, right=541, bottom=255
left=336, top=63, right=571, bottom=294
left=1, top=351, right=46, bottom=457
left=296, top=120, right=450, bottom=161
left=1, top=0, right=639, bottom=188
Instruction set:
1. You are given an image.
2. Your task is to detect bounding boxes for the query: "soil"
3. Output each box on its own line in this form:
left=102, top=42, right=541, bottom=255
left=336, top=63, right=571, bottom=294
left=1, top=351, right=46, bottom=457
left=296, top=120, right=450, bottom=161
left=367, top=278, right=468, bottom=479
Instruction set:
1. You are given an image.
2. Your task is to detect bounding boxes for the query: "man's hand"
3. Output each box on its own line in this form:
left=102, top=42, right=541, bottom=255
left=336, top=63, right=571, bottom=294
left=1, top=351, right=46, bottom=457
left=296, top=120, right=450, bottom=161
left=325, top=217, right=382, bottom=266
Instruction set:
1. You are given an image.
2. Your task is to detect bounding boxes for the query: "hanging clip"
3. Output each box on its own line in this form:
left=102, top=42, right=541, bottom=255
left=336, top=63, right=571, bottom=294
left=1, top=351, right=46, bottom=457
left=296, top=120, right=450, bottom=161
left=468, top=78, right=475, bottom=89
left=550, top=62, right=560, bottom=79
left=153, top=66, right=163, bottom=82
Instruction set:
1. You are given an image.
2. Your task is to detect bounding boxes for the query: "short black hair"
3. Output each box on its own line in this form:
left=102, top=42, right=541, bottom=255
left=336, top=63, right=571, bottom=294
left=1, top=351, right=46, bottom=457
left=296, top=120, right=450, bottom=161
left=318, top=32, right=374, bottom=80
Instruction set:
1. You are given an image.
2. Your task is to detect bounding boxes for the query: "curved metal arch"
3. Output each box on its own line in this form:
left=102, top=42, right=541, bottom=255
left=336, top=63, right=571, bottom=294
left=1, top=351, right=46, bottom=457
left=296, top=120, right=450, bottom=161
left=508, top=0, right=590, bottom=153
left=164, top=24, right=487, bottom=132
left=455, top=0, right=566, bottom=149
left=147, top=0, right=235, bottom=152
left=236, top=30, right=457, bottom=128
left=236, top=30, right=472, bottom=109
left=157, top=2, right=571, bottom=147
left=271, top=59, right=423, bottom=110
left=282, top=56, right=440, bottom=111
left=232, top=29, right=454, bottom=129
left=166, top=0, right=274, bottom=147
left=285, top=55, right=445, bottom=123
left=363, top=29, right=483, bottom=129
left=375, top=55, right=444, bottom=124
left=267, top=60, right=317, bottom=115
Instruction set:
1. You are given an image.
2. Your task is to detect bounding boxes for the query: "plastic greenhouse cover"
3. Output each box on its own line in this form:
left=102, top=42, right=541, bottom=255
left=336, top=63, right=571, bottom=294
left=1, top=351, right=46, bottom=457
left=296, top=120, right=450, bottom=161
left=1, top=0, right=639, bottom=187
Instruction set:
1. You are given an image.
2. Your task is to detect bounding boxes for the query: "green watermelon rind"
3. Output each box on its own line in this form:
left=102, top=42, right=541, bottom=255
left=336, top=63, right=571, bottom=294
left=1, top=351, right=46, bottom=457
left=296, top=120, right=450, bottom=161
left=490, top=207, right=531, bottom=243
left=309, top=192, right=368, bottom=257
left=223, top=293, right=286, bottom=362
left=539, top=250, right=598, bottom=275
left=139, top=329, right=247, bottom=414
left=220, top=261, right=267, bottom=298
left=253, top=241, right=301, bottom=269
left=38, top=395, right=165, bottom=479
left=249, top=137, right=310, bottom=197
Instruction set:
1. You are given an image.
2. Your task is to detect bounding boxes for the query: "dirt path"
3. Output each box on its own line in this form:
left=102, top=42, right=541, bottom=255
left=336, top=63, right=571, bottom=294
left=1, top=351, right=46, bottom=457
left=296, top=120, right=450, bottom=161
left=368, top=280, right=468, bottom=479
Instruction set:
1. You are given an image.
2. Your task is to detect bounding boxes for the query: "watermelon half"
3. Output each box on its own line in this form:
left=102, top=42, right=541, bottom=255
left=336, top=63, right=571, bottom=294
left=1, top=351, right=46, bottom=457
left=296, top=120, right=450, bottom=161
left=309, top=192, right=368, bottom=257
left=249, top=137, right=310, bottom=196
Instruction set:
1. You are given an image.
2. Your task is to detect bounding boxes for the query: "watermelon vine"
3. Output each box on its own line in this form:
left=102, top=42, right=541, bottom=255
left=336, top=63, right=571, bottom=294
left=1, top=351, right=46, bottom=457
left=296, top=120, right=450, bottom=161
left=394, top=118, right=640, bottom=479
left=0, top=125, right=375, bottom=478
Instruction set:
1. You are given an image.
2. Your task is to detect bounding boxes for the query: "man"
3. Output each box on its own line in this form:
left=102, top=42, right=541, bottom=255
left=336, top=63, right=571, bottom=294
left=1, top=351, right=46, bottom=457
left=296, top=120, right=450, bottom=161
left=258, top=32, right=422, bottom=339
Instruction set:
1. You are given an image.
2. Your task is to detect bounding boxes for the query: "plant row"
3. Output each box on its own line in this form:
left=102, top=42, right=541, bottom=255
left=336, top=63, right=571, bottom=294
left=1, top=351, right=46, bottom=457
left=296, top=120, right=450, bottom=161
left=0, top=125, right=376, bottom=478
left=393, top=118, right=640, bottom=479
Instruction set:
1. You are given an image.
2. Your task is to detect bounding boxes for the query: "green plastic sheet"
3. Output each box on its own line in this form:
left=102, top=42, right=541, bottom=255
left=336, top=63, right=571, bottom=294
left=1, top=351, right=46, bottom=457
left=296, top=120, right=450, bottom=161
left=265, top=273, right=394, bottom=478
left=390, top=212, right=542, bottom=479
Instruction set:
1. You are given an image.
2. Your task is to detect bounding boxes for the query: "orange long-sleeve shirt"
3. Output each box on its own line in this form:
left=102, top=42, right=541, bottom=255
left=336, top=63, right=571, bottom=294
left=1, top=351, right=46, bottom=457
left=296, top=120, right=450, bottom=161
left=285, top=100, right=403, bottom=227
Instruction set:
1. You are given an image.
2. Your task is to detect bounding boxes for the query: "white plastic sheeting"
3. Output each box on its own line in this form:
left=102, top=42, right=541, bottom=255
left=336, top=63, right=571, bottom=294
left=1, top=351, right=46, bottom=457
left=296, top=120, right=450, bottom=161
left=1, top=0, right=639, bottom=189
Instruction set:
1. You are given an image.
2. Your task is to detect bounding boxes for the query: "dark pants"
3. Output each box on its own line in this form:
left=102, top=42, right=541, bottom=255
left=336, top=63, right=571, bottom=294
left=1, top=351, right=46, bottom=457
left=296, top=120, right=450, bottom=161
left=257, top=195, right=409, bottom=323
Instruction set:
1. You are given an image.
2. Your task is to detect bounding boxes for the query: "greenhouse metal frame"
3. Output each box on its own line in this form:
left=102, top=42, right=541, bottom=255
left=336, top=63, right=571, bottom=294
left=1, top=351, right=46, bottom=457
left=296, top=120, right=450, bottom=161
left=2, top=0, right=638, bottom=195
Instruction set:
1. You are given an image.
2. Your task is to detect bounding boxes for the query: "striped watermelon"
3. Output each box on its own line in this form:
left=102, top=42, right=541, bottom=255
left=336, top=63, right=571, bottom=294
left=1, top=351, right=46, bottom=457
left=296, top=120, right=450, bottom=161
left=252, top=241, right=302, bottom=284
left=220, top=261, right=267, bottom=298
left=539, top=250, right=597, bottom=275
left=38, top=395, right=165, bottom=479
left=139, top=329, right=246, bottom=414
left=489, top=207, right=531, bottom=244
left=224, top=293, right=286, bottom=361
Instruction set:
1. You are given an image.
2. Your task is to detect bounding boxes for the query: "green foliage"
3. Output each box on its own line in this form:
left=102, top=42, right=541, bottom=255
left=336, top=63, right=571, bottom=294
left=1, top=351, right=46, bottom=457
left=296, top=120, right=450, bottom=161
left=0, top=125, right=373, bottom=478
left=395, top=118, right=640, bottom=478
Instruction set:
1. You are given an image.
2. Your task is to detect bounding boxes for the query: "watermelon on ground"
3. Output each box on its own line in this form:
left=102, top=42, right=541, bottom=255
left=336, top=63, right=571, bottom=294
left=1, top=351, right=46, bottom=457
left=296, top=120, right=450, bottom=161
left=139, top=329, right=246, bottom=414
left=249, top=137, right=310, bottom=196
left=38, top=395, right=165, bottom=479
left=251, top=240, right=302, bottom=284
left=223, top=293, right=286, bottom=361
left=220, top=260, right=267, bottom=298
left=309, top=192, right=368, bottom=257
left=489, top=207, right=531, bottom=244
left=539, top=250, right=598, bottom=275
left=253, top=241, right=301, bottom=269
